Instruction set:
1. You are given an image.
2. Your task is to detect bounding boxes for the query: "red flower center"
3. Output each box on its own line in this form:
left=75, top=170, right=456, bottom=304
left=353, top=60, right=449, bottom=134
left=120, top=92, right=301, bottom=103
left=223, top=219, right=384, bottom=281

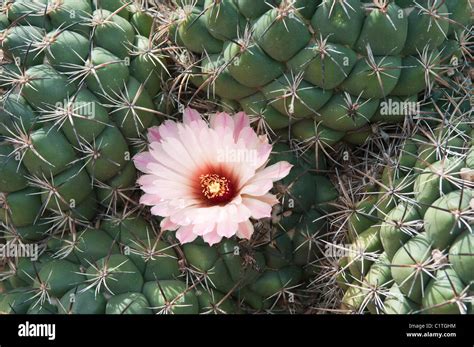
left=199, top=173, right=235, bottom=205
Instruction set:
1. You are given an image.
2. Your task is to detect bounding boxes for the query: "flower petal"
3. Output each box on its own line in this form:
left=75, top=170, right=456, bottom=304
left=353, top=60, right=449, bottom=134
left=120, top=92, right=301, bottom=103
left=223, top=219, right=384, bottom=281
left=242, top=196, right=274, bottom=219
left=158, top=120, right=179, bottom=140
left=210, top=112, right=234, bottom=132
left=176, top=225, right=198, bottom=244
left=239, top=180, right=274, bottom=196
left=133, top=152, right=154, bottom=174
left=236, top=220, right=254, bottom=240
left=233, top=112, right=250, bottom=140
left=140, top=193, right=162, bottom=206
left=216, top=219, right=238, bottom=238
left=246, top=161, right=293, bottom=188
left=161, top=217, right=179, bottom=231
left=193, top=222, right=215, bottom=236
left=147, top=126, right=161, bottom=143
left=183, top=108, right=201, bottom=123
left=183, top=107, right=208, bottom=129
left=202, top=229, right=223, bottom=246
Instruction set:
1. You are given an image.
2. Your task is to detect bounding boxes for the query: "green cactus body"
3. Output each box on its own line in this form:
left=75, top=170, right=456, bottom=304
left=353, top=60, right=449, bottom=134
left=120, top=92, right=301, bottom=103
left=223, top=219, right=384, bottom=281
left=340, top=120, right=473, bottom=314
left=170, top=0, right=469, bottom=144
left=0, top=0, right=167, bottom=243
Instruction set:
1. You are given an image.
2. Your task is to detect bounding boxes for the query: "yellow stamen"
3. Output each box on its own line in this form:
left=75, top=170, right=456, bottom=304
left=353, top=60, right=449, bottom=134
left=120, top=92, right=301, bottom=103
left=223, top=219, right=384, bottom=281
left=200, top=174, right=230, bottom=200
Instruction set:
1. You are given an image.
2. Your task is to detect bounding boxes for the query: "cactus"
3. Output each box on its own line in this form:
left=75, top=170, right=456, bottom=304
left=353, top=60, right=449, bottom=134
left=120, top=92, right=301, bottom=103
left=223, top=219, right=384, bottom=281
left=0, top=95, right=336, bottom=313
left=0, top=0, right=339, bottom=312
left=166, top=0, right=471, bottom=146
left=0, top=197, right=334, bottom=313
left=0, top=17, right=336, bottom=311
left=335, top=106, right=473, bottom=314
left=1, top=0, right=472, bottom=316
left=0, top=0, right=169, bottom=238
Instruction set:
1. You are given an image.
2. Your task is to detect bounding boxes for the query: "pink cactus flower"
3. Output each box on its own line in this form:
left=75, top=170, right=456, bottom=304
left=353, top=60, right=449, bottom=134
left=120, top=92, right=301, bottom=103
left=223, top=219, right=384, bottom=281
left=133, top=108, right=292, bottom=246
